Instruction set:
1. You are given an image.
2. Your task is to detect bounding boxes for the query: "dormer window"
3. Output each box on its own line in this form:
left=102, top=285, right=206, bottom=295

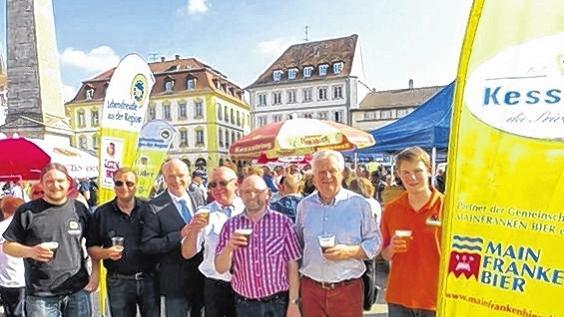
left=288, top=68, right=298, bottom=80
left=186, top=77, right=196, bottom=90
left=303, top=66, right=313, bottom=78
left=319, top=64, right=329, bottom=76
left=164, top=79, right=174, bottom=92
left=85, top=88, right=94, bottom=100
left=333, top=62, right=343, bottom=74
left=273, top=70, right=283, bottom=81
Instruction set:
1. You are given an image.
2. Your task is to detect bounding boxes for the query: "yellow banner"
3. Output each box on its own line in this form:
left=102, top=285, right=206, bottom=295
left=437, top=1, right=564, bottom=316
left=97, top=54, right=155, bottom=204
left=133, top=120, right=176, bottom=198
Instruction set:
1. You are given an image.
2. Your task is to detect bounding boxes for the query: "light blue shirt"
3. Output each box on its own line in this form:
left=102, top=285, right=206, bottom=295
left=168, top=190, right=194, bottom=223
left=197, top=197, right=245, bottom=281
left=296, top=188, right=381, bottom=283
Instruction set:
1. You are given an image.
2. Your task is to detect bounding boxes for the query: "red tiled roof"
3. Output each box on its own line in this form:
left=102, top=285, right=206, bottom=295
left=66, top=56, right=244, bottom=104
left=248, top=34, right=358, bottom=88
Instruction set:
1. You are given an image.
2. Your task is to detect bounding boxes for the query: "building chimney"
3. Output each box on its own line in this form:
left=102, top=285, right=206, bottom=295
left=175, top=54, right=180, bottom=60
left=408, top=79, right=414, bottom=89
left=160, top=56, right=165, bottom=62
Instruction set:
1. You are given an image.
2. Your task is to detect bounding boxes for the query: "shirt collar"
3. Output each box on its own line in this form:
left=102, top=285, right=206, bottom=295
left=168, top=190, right=190, bottom=202
left=314, top=187, right=349, bottom=206
left=111, top=197, right=140, bottom=214
left=397, top=187, right=442, bottom=212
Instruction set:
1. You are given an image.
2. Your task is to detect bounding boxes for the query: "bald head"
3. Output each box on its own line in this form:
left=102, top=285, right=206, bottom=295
left=163, top=158, right=189, bottom=175
left=240, top=175, right=270, bottom=214
left=162, top=158, right=190, bottom=197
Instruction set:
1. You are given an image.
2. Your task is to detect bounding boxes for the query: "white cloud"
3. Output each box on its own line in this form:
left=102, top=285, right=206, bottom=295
left=59, top=46, right=120, bottom=74
left=256, top=38, right=296, bottom=57
left=62, top=84, right=77, bottom=103
left=186, top=0, right=209, bottom=14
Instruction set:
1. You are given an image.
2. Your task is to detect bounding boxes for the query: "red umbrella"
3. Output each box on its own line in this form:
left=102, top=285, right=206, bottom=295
left=0, top=138, right=51, bottom=181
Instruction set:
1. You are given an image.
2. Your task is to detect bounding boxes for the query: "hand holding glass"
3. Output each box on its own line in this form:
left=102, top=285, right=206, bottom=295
left=111, top=236, right=125, bottom=252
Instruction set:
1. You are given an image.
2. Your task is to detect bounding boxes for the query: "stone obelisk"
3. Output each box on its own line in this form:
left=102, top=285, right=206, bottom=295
left=1, top=0, right=72, bottom=143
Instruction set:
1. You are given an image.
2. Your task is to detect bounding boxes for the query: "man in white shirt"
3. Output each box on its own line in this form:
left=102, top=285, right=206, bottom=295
left=0, top=197, right=27, bottom=317
left=181, top=166, right=243, bottom=317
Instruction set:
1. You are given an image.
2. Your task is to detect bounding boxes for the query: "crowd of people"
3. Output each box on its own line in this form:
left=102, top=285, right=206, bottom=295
left=0, top=146, right=444, bottom=317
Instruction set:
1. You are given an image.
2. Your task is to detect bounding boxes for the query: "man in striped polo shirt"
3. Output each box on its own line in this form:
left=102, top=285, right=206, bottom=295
left=215, top=175, right=302, bottom=317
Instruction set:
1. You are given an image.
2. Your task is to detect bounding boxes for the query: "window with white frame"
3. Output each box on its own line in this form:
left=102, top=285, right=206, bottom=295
left=77, top=110, right=85, bottom=128
left=397, top=108, right=409, bottom=117
left=219, top=128, right=224, bottom=147
left=230, top=109, right=234, bottom=123
left=257, top=116, right=267, bottom=127
left=273, top=114, right=283, bottom=122
left=304, top=113, right=313, bottom=119
left=287, top=90, right=297, bottom=103
left=334, top=110, right=344, bottom=123
left=180, top=129, right=188, bottom=147
left=364, top=112, right=374, bottom=120
left=178, top=102, right=187, bottom=119
left=196, top=130, right=205, bottom=145
left=374, top=110, right=381, bottom=120
left=318, top=87, right=328, bottom=101
left=79, top=135, right=87, bottom=149
left=303, top=88, right=312, bottom=102
left=85, top=88, right=95, bottom=100
left=303, top=66, right=313, bottom=78
left=333, top=62, right=343, bottom=74
left=186, top=78, right=196, bottom=90
left=333, top=85, right=343, bottom=99
left=257, top=93, right=267, bottom=106
left=148, top=106, right=156, bottom=120
left=273, top=70, right=283, bottom=81
left=318, top=112, right=328, bottom=120
left=319, top=64, right=329, bottom=76
left=224, top=106, right=228, bottom=122
left=91, top=109, right=99, bottom=127
left=163, top=104, right=171, bottom=120
left=217, top=103, right=223, bottom=120
left=225, top=130, right=230, bottom=147
left=92, top=135, right=99, bottom=149
left=236, top=111, right=241, bottom=126
left=381, top=110, right=392, bottom=119
left=273, top=92, right=282, bottom=105
left=194, top=100, right=203, bottom=118
left=232, top=132, right=236, bottom=143
left=165, top=80, right=174, bottom=92
left=288, top=68, right=298, bottom=80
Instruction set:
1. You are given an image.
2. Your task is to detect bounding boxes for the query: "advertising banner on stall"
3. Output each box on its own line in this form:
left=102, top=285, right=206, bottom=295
left=437, top=1, right=564, bottom=316
left=133, top=120, right=176, bottom=198
left=97, top=54, right=155, bottom=204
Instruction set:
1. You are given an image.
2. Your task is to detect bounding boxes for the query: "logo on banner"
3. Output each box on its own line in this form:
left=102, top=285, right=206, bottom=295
left=131, top=74, right=148, bottom=105
left=465, top=33, right=564, bottom=140
left=448, top=234, right=564, bottom=293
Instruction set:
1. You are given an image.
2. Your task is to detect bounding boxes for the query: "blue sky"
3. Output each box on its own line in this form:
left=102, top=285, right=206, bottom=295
left=1, top=0, right=472, bottom=101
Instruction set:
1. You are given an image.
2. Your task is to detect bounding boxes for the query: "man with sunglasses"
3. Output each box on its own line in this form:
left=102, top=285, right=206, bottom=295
left=141, top=158, right=205, bottom=317
left=181, top=167, right=243, bottom=317
left=86, top=167, right=159, bottom=317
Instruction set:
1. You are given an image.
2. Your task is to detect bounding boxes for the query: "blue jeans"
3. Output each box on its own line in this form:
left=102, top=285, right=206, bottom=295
left=388, top=303, right=436, bottom=317
left=26, top=290, right=91, bottom=317
left=164, top=295, right=204, bottom=317
left=235, top=292, right=287, bottom=317
left=107, top=274, right=159, bottom=317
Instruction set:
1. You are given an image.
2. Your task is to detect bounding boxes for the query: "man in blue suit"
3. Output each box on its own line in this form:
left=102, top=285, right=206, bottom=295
left=141, top=158, right=205, bottom=317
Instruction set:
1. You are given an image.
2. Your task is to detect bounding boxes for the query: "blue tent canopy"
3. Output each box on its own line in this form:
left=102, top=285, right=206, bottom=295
left=357, top=81, right=455, bottom=156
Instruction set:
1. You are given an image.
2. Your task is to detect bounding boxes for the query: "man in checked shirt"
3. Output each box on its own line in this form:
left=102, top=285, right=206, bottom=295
left=215, top=175, right=302, bottom=317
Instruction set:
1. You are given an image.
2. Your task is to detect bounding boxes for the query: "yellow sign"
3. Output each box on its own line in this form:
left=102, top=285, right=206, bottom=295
left=437, top=1, right=564, bottom=316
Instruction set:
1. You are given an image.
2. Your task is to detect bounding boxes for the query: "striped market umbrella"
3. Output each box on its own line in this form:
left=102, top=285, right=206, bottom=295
left=229, top=118, right=375, bottom=159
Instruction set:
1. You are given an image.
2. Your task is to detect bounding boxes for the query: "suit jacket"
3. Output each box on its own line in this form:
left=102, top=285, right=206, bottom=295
left=141, top=190, right=205, bottom=296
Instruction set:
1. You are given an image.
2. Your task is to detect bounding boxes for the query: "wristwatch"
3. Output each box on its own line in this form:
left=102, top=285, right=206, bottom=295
left=289, top=298, right=300, bottom=305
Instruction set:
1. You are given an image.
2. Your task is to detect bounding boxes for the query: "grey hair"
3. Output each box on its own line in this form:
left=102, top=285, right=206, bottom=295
left=312, top=150, right=345, bottom=172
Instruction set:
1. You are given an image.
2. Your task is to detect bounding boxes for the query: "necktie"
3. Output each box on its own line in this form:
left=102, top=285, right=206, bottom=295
left=179, top=199, right=192, bottom=223
left=222, top=206, right=233, bottom=218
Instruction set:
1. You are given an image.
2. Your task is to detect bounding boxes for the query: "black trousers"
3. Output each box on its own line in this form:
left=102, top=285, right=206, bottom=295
left=204, top=277, right=236, bottom=317
left=0, top=286, right=25, bottom=317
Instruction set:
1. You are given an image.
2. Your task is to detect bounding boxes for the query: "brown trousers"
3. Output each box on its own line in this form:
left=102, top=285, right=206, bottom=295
left=300, top=277, right=363, bottom=317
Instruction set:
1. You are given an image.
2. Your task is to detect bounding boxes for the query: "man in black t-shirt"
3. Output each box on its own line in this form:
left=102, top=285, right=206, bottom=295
left=3, top=163, right=93, bottom=317
left=87, top=167, right=159, bottom=317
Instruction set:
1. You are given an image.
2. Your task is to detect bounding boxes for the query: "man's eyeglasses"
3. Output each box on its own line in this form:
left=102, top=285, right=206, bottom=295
left=209, top=179, right=236, bottom=189
left=114, top=180, right=135, bottom=188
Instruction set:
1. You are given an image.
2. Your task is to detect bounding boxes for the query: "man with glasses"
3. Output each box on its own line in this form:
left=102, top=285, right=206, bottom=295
left=181, top=166, right=243, bottom=317
left=215, top=175, right=302, bottom=317
left=87, top=167, right=159, bottom=317
left=141, top=159, right=205, bottom=317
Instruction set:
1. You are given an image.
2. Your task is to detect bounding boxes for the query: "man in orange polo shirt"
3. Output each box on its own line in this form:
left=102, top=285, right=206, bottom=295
left=380, top=146, right=443, bottom=317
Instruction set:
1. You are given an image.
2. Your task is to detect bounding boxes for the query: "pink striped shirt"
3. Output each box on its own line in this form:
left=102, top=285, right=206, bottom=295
left=216, top=208, right=302, bottom=299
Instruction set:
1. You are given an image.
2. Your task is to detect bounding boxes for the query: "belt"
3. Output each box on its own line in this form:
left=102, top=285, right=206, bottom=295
left=109, top=272, right=151, bottom=281
left=236, top=291, right=288, bottom=303
left=304, top=276, right=359, bottom=290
